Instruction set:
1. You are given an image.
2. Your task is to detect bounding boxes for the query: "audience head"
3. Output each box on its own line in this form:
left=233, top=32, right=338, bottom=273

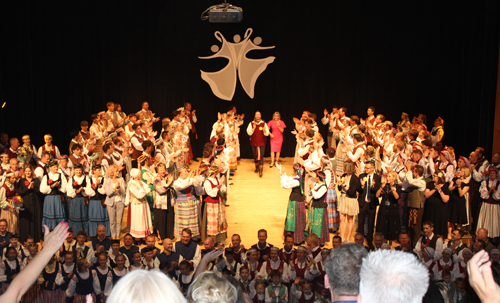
left=181, top=228, right=192, bottom=245
left=257, top=229, right=267, bottom=244
left=324, top=243, right=368, bottom=299
left=332, top=236, right=342, bottom=249
left=187, top=271, right=238, bottom=303
left=422, top=221, right=434, bottom=237
left=354, top=233, right=365, bottom=246
left=107, top=269, right=186, bottom=303
left=359, top=250, right=429, bottom=303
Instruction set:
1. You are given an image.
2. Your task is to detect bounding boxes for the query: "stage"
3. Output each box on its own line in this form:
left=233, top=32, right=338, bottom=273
left=119, top=157, right=341, bottom=249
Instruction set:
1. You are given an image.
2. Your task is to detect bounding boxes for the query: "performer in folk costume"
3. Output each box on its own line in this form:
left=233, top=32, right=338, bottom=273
left=202, top=164, right=228, bottom=243
left=40, top=160, right=68, bottom=230
left=172, top=167, right=204, bottom=238
left=66, top=164, right=92, bottom=235
left=0, top=172, right=20, bottom=233
left=278, top=163, right=307, bottom=244
left=306, top=171, right=330, bottom=246
left=125, top=168, right=153, bottom=241
left=267, top=111, right=286, bottom=168
left=88, top=165, right=110, bottom=237
left=247, top=111, right=270, bottom=177
left=153, top=163, right=175, bottom=242
left=37, top=134, right=61, bottom=160
left=320, top=156, right=340, bottom=232
left=477, top=167, right=500, bottom=238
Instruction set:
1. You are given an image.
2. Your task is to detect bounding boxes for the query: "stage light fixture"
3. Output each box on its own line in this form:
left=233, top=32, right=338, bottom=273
left=201, top=0, right=243, bottom=23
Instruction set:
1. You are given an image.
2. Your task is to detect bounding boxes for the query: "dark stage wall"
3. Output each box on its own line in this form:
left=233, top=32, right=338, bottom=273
left=0, top=1, right=499, bottom=159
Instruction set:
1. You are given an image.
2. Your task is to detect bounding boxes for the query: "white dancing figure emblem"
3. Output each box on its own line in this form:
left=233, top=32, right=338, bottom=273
left=199, top=28, right=275, bottom=101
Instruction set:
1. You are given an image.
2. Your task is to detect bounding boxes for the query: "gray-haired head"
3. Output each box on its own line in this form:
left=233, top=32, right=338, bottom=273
left=187, top=271, right=238, bottom=303
left=324, top=243, right=368, bottom=297
left=359, top=250, right=429, bottom=303
left=107, top=269, right=186, bottom=303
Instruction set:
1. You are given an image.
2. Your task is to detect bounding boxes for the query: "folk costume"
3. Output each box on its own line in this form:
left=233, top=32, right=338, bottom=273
left=281, top=163, right=307, bottom=244
left=247, top=118, right=270, bottom=177
left=202, top=165, right=228, bottom=243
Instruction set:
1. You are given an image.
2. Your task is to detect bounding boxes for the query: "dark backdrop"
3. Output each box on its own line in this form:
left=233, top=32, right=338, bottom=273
left=0, top=1, right=499, bottom=159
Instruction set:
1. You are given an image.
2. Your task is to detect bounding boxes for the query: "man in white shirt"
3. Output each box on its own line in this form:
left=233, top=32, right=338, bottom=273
left=400, top=163, right=426, bottom=246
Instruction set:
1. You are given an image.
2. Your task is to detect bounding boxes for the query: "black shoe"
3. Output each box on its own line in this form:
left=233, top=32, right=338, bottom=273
left=229, top=178, right=233, bottom=180
left=229, top=182, right=234, bottom=185
left=193, top=158, right=199, bottom=162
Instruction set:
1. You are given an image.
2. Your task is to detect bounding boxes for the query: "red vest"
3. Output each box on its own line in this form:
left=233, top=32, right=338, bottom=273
left=299, top=293, right=315, bottom=303
left=266, top=260, right=285, bottom=275
left=437, top=260, right=455, bottom=272
left=41, top=145, right=57, bottom=158
left=243, top=261, right=263, bottom=280
left=293, top=261, right=308, bottom=279
left=35, top=163, right=48, bottom=177
left=301, top=141, right=314, bottom=161
left=103, top=154, right=114, bottom=166
left=6, top=148, right=17, bottom=159
left=2, top=183, right=16, bottom=199
left=279, top=248, right=296, bottom=264
left=250, top=122, right=266, bottom=147
left=204, top=178, right=221, bottom=203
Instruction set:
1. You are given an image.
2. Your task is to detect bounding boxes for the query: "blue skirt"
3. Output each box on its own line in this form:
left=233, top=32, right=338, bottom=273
left=88, top=199, right=110, bottom=237
left=68, top=197, right=89, bottom=234
left=42, top=195, right=67, bottom=230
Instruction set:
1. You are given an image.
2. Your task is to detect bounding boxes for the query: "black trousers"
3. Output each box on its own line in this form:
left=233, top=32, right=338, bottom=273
left=358, top=202, right=376, bottom=247
left=251, top=145, right=265, bottom=166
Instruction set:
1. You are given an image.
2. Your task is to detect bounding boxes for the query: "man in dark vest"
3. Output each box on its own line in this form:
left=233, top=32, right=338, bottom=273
left=402, top=164, right=427, bottom=246
left=173, top=228, right=201, bottom=269
left=246, top=111, right=270, bottom=177
left=414, top=221, right=443, bottom=261
left=158, top=238, right=182, bottom=279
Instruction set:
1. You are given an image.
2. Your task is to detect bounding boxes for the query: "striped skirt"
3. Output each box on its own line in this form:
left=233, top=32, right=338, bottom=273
left=284, top=200, right=307, bottom=244
left=335, top=142, right=347, bottom=176
left=42, top=195, right=67, bottom=230
left=325, top=188, right=339, bottom=230
left=201, top=201, right=227, bottom=243
left=88, top=199, right=110, bottom=237
left=21, top=283, right=43, bottom=303
left=174, top=198, right=200, bottom=238
left=40, top=289, right=66, bottom=303
left=477, top=203, right=500, bottom=238
left=68, top=197, right=89, bottom=235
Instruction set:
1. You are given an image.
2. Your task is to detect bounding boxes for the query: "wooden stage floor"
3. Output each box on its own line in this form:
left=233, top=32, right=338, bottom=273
left=119, top=157, right=341, bottom=249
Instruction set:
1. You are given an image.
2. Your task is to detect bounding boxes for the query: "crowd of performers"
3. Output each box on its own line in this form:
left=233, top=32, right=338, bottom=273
left=0, top=101, right=499, bottom=302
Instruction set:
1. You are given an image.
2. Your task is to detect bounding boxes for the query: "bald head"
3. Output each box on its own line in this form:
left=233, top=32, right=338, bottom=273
left=476, top=228, right=488, bottom=241
left=204, top=237, right=215, bottom=250
left=163, top=238, right=173, bottom=252
left=97, top=225, right=107, bottom=239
